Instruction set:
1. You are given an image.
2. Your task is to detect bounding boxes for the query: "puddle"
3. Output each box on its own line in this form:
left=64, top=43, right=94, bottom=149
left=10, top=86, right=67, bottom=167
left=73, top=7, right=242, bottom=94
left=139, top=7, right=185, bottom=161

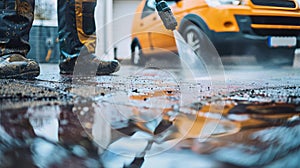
left=27, top=106, right=61, bottom=142
left=209, top=122, right=300, bottom=167
left=1, top=76, right=299, bottom=167
left=0, top=104, right=102, bottom=167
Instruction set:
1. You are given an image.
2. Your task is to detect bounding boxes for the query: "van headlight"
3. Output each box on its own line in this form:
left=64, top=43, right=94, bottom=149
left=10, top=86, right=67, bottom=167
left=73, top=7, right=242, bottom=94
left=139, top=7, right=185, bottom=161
left=205, top=0, right=243, bottom=6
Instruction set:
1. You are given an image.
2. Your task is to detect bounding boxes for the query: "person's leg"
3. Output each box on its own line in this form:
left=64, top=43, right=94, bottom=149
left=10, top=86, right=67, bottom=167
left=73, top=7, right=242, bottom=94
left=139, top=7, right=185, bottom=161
left=0, top=0, right=40, bottom=79
left=58, top=0, right=120, bottom=75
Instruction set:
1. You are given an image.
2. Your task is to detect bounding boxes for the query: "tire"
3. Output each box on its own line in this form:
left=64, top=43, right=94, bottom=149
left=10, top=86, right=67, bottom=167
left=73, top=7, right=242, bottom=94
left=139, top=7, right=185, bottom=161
left=181, top=23, right=203, bottom=58
left=131, top=39, right=146, bottom=66
left=181, top=23, right=218, bottom=65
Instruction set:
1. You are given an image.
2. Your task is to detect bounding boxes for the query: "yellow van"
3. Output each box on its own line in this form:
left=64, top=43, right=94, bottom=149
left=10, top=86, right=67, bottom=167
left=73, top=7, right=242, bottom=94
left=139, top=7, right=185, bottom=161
left=131, top=0, right=300, bottom=65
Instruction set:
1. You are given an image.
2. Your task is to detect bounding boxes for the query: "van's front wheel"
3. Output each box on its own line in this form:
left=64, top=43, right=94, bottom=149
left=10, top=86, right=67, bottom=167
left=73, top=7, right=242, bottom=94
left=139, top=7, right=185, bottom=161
left=181, top=24, right=203, bottom=57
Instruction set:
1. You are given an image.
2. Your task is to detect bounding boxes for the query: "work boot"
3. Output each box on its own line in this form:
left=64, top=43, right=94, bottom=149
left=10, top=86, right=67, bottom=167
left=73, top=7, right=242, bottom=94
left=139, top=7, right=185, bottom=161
left=0, top=54, right=40, bottom=79
left=59, top=55, right=120, bottom=75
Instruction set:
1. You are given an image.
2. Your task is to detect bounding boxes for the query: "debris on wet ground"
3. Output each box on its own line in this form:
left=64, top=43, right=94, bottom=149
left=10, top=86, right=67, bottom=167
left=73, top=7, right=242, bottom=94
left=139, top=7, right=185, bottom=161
left=0, top=79, right=73, bottom=110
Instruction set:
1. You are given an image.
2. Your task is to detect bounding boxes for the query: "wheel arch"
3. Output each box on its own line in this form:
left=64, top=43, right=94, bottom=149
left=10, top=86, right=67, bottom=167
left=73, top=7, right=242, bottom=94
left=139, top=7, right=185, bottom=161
left=131, top=37, right=141, bottom=52
left=131, top=37, right=146, bottom=66
left=178, top=14, right=212, bottom=38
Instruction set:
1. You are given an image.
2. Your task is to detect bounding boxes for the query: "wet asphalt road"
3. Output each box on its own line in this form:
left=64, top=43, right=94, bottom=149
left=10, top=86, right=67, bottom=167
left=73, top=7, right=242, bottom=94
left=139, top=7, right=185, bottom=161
left=0, top=60, right=300, bottom=168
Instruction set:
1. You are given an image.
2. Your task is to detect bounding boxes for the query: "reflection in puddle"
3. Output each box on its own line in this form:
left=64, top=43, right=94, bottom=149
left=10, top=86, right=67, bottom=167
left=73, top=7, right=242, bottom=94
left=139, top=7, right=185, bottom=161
left=81, top=85, right=241, bottom=166
left=0, top=104, right=103, bottom=167
left=95, top=86, right=300, bottom=167
left=92, top=102, right=112, bottom=153
left=27, top=106, right=61, bottom=142
left=211, top=123, right=300, bottom=167
left=31, top=138, right=69, bottom=168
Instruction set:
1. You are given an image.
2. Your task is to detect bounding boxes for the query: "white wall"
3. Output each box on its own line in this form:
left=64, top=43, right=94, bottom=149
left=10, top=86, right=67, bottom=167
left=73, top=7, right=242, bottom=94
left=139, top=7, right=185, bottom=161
left=95, top=0, right=140, bottom=60
left=113, top=0, right=141, bottom=59
left=95, top=0, right=113, bottom=60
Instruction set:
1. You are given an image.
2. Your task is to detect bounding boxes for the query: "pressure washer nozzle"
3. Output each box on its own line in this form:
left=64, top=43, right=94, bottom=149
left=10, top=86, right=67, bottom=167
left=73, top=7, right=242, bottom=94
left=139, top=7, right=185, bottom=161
left=155, top=0, right=177, bottom=31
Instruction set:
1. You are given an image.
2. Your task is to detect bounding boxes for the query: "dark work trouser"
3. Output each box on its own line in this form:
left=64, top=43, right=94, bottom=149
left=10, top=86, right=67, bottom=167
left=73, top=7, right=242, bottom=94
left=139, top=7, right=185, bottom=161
left=0, top=0, right=97, bottom=59
left=0, top=0, right=35, bottom=56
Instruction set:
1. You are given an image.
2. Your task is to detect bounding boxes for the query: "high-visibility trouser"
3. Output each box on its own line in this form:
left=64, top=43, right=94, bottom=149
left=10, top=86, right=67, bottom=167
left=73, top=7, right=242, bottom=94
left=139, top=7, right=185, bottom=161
left=58, top=0, right=96, bottom=59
